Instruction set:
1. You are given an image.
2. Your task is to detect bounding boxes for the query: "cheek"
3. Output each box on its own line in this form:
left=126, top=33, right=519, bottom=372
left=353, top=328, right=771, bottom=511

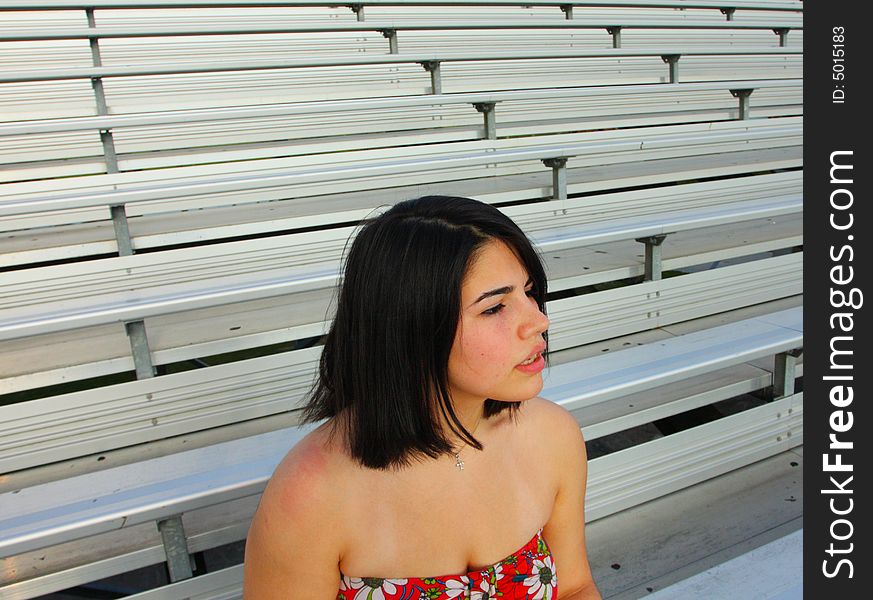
left=456, top=320, right=512, bottom=370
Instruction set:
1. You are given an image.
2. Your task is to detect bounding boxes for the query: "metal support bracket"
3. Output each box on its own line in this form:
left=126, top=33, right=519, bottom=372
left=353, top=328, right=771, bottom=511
left=661, top=55, right=680, bottom=83
left=126, top=320, right=156, bottom=379
left=380, top=29, right=398, bottom=54
left=349, top=4, right=365, bottom=21
left=542, top=157, right=568, bottom=201
left=87, top=9, right=121, bottom=177
left=773, top=348, right=802, bottom=399
left=635, top=234, right=668, bottom=281
left=420, top=61, right=442, bottom=94
left=730, top=88, right=754, bottom=120
left=110, top=204, right=134, bottom=256
left=560, top=5, right=574, bottom=19
left=773, top=28, right=789, bottom=47
left=474, top=102, right=497, bottom=140
left=606, top=26, right=622, bottom=48
left=99, top=128, right=120, bottom=173
left=158, top=515, right=194, bottom=582
left=720, top=7, right=736, bottom=21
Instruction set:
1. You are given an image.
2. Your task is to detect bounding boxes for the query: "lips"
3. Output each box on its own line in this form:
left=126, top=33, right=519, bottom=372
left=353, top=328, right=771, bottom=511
left=518, top=343, right=547, bottom=366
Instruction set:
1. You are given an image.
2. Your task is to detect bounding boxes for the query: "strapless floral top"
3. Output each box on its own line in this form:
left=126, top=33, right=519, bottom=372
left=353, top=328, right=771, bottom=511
left=337, top=527, right=556, bottom=599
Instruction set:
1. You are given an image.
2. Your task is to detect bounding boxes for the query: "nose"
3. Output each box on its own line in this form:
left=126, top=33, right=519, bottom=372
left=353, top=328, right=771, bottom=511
left=520, top=297, right=550, bottom=339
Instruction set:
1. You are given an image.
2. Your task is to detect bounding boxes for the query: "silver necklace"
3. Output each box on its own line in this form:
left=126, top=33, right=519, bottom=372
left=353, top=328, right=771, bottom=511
left=452, top=414, right=483, bottom=471
left=453, top=450, right=466, bottom=471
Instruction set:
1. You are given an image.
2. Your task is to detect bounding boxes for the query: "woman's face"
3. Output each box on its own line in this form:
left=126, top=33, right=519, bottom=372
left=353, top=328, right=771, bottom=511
left=447, top=239, right=550, bottom=407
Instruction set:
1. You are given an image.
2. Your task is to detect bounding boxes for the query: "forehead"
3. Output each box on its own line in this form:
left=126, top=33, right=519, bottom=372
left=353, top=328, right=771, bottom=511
left=462, top=240, right=528, bottom=294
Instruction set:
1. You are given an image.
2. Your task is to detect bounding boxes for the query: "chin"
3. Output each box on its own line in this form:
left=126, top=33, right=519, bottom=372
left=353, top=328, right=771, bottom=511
left=490, top=386, right=544, bottom=403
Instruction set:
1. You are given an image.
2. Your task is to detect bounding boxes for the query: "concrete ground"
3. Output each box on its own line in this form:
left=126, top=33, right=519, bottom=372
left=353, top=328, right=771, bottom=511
left=588, top=446, right=802, bottom=599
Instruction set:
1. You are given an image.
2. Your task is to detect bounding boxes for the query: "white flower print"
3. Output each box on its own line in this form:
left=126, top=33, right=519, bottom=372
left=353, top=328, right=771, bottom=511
left=443, top=576, right=471, bottom=599
left=471, top=564, right=506, bottom=600
left=523, top=555, right=556, bottom=600
left=350, top=577, right=407, bottom=600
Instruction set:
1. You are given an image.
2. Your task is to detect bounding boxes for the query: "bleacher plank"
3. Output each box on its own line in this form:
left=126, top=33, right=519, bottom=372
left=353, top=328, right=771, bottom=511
left=2, top=169, right=800, bottom=330
left=0, top=212, right=800, bottom=397
left=0, top=254, right=800, bottom=470
left=0, top=117, right=801, bottom=225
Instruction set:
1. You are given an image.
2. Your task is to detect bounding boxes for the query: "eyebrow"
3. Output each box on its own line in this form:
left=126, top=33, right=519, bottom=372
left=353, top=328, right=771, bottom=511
left=469, top=277, right=534, bottom=308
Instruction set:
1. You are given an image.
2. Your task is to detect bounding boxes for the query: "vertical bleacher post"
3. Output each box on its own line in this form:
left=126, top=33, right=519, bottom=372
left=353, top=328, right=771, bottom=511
left=635, top=234, right=669, bottom=281
left=421, top=61, right=442, bottom=94
left=662, top=54, right=680, bottom=83
left=126, top=321, right=156, bottom=380
left=381, top=29, right=399, bottom=54
left=731, top=88, right=755, bottom=120
left=773, top=27, right=789, bottom=47
left=157, top=515, right=195, bottom=582
left=542, top=157, right=568, bottom=201
left=773, top=349, right=803, bottom=398
left=606, top=26, right=622, bottom=48
left=474, top=102, right=497, bottom=140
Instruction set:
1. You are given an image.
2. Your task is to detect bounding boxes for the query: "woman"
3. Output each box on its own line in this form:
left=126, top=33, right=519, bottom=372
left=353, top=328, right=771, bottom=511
left=244, top=196, right=601, bottom=599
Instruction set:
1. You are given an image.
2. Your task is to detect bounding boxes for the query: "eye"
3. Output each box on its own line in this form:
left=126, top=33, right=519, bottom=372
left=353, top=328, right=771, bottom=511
left=482, top=303, right=506, bottom=316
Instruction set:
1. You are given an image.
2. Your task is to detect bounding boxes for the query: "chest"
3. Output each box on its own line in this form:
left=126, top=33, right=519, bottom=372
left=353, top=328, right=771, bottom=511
left=336, top=425, right=556, bottom=578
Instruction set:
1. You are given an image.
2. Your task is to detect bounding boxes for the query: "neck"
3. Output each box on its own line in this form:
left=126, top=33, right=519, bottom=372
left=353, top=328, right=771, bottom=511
left=446, top=399, right=486, bottom=444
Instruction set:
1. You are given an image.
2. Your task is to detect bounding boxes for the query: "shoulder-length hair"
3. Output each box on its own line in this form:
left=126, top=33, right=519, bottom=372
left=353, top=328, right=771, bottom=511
left=301, top=195, right=548, bottom=470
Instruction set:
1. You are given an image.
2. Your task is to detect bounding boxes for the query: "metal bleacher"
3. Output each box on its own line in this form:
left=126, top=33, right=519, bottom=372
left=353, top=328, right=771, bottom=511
left=0, top=1, right=802, bottom=598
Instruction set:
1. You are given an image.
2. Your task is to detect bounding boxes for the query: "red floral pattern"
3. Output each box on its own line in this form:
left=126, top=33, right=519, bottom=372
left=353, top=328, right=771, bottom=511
left=337, top=528, right=556, bottom=600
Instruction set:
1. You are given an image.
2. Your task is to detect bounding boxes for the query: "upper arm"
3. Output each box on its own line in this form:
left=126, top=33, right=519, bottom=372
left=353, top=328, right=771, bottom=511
left=538, top=399, right=601, bottom=599
left=243, top=445, right=344, bottom=600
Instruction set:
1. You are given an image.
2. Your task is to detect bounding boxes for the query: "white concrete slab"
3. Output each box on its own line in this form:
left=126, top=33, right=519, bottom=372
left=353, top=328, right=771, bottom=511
left=644, top=530, right=802, bottom=600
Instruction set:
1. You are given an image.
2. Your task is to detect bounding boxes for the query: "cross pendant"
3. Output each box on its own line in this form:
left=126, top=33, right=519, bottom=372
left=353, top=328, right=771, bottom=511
left=454, top=453, right=464, bottom=471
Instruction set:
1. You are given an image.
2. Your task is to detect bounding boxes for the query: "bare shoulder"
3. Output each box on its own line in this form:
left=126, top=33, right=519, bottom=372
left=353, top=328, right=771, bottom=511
left=243, top=422, right=349, bottom=599
left=268, top=422, right=347, bottom=503
left=519, top=396, right=588, bottom=473
left=520, top=396, right=585, bottom=443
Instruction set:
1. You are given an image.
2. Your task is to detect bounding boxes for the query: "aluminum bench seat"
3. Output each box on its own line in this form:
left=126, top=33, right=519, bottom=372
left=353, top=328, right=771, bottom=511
left=0, top=149, right=802, bottom=269
left=0, top=213, right=801, bottom=408
left=0, top=117, right=802, bottom=218
left=2, top=48, right=800, bottom=86
left=0, top=247, right=801, bottom=473
left=1, top=115, right=801, bottom=213
left=127, top=564, right=244, bottom=600
left=2, top=19, right=802, bottom=43
left=0, top=305, right=802, bottom=598
left=0, top=141, right=802, bottom=268
left=2, top=16, right=801, bottom=180
left=0, top=78, right=801, bottom=185
left=0, top=191, right=802, bottom=342
left=0, top=170, right=800, bottom=362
